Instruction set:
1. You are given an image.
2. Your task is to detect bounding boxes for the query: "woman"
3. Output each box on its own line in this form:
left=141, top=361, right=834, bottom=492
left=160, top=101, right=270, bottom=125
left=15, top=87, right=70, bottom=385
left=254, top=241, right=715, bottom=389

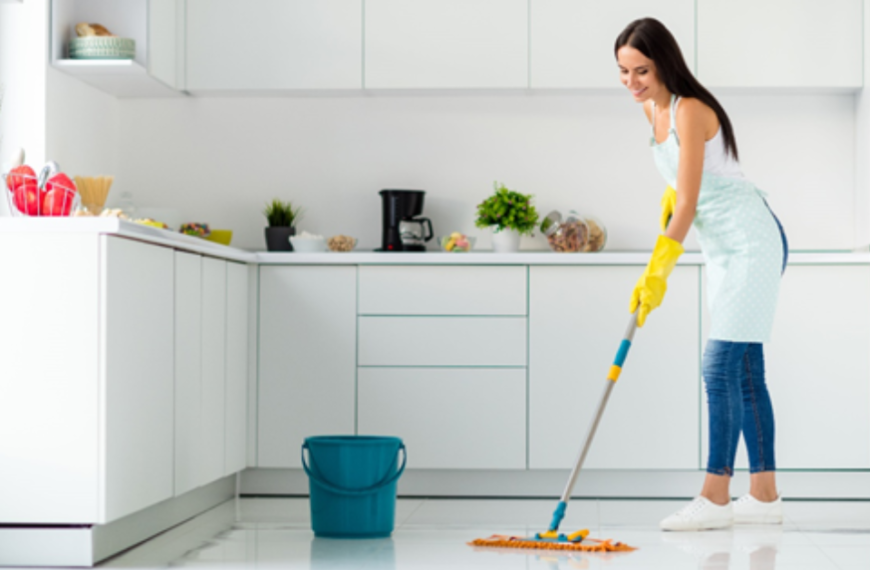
left=614, top=18, right=789, bottom=531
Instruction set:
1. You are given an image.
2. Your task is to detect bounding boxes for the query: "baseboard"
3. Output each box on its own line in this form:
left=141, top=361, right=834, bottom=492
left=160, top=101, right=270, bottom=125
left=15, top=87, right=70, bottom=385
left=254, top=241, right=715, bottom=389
left=241, top=468, right=870, bottom=500
left=0, top=475, right=236, bottom=567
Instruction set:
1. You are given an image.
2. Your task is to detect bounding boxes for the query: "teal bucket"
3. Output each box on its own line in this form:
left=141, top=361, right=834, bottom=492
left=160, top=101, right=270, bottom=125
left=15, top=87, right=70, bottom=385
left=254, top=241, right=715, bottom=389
left=302, top=436, right=406, bottom=538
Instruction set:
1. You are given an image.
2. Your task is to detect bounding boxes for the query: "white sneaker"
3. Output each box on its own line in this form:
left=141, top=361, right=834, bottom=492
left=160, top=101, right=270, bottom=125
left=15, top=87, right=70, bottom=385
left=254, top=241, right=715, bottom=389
left=660, top=497, right=734, bottom=531
left=733, top=494, right=783, bottom=524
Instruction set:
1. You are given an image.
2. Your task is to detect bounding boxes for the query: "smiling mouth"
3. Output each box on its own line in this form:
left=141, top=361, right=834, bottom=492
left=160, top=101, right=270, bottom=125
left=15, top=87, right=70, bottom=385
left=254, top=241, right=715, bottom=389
left=632, top=87, right=647, bottom=96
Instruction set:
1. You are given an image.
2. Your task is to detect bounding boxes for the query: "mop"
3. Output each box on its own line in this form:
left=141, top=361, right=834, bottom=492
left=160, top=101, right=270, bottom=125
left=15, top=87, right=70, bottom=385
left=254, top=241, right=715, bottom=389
left=470, top=313, right=639, bottom=553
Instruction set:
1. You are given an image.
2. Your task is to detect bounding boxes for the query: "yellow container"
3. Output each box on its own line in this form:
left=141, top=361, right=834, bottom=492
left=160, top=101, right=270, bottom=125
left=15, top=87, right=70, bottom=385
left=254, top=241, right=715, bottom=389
left=205, top=229, right=233, bottom=246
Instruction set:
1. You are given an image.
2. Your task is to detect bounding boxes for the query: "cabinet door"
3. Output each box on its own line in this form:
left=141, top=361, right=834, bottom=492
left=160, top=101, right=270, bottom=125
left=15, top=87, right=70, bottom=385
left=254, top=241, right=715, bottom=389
left=0, top=233, right=101, bottom=524
left=148, top=0, right=183, bottom=88
left=701, top=265, right=870, bottom=469
left=365, top=0, right=528, bottom=88
left=103, top=237, right=175, bottom=522
left=201, top=258, right=227, bottom=485
left=186, top=0, right=362, bottom=90
left=225, top=262, right=249, bottom=476
left=529, top=266, right=700, bottom=470
left=358, top=368, right=526, bottom=469
left=174, top=252, right=203, bottom=497
left=531, top=0, right=695, bottom=88
left=697, top=0, right=862, bottom=88
left=258, top=266, right=357, bottom=467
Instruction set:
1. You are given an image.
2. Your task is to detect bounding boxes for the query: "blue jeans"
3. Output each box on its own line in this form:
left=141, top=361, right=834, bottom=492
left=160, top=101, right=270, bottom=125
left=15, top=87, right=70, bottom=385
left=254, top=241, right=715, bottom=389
left=703, top=208, right=786, bottom=476
left=704, top=341, right=776, bottom=475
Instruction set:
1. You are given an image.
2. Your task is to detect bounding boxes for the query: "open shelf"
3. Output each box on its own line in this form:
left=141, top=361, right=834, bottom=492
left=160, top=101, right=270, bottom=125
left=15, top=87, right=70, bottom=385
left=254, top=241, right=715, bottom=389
left=53, top=59, right=183, bottom=97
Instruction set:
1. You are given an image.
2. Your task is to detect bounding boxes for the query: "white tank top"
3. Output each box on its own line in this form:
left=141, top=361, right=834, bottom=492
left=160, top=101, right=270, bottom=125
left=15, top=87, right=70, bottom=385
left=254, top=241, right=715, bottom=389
left=669, top=96, right=745, bottom=180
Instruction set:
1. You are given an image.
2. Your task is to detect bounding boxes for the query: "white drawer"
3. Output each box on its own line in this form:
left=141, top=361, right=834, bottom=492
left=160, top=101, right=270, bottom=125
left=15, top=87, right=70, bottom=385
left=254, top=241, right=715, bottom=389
left=358, top=265, right=527, bottom=315
left=358, top=368, right=526, bottom=469
left=358, top=316, right=527, bottom=366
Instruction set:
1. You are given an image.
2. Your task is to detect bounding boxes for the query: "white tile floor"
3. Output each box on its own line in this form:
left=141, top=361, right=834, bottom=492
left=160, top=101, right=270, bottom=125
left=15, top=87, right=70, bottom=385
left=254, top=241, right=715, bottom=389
left=98, top=498, right=870, bottom=569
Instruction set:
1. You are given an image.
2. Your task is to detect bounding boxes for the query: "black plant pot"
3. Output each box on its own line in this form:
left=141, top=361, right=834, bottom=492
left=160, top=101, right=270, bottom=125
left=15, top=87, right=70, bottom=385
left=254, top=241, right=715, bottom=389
left=265, top=226, right=296, bottom=251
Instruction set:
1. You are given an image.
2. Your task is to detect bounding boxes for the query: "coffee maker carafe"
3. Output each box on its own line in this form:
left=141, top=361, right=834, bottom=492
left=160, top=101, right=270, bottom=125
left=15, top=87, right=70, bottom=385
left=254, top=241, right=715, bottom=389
left=379, top=189, right=434, bottom=251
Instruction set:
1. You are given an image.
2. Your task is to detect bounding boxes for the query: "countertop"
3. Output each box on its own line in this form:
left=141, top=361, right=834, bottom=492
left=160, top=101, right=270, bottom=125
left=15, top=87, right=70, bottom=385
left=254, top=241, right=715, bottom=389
left=2, top=218, right=869, bottom=265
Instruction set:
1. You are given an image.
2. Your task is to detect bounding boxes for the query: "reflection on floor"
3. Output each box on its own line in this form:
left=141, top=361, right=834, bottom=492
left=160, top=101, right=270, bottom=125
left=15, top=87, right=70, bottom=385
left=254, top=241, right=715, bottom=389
left=98, top=498, right=870, bottom=569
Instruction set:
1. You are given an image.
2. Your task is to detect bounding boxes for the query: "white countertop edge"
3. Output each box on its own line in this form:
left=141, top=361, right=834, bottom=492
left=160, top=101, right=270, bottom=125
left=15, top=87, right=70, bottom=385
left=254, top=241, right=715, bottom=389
left=2, top=219, right=868, bottom=265
left=0, top=218, right=257, bottom=263
left=255, top=251, right=870, bottom=265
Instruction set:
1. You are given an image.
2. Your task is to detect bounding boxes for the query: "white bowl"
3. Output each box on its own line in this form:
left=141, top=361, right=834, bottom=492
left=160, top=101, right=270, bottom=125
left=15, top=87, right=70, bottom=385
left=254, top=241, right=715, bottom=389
left=290, top=236, right=328, bottom=253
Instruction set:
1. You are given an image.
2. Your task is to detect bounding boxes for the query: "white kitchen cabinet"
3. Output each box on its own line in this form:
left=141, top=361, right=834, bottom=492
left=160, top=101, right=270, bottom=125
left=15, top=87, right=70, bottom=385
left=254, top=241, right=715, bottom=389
left=201, top=257, right=228, bottom=485
left=365, top=0, right=528, bottom=89
left=186, top=0, right=362, bottom=91
left=358, top=368, right=526, bottom=469
left=50, top=0, right=184, bottom=97
left=358, top=316, right=527, bottom=367
left=697, top=0, right=862, bottom=89
left=701, top=265, right=870, bottom=469
left=358, top=265, right=527, bottom=315
left=258, top=266, right=357, bottom=467
left=102, top=237, right=175, bottom=522
left=531, top=0, right=695, bottom=88
left=529, top=265, right=700, bottom=470
left=0, top=234, right=102, bottom=523
left=225, top=261, right=249, bottom=476
left=174, top=251, right=203, bottom=497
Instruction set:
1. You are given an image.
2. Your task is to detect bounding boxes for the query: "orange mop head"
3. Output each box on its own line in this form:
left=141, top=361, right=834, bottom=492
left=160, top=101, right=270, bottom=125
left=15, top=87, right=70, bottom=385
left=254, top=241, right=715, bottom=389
left=469, top=530, right=636, bottom=552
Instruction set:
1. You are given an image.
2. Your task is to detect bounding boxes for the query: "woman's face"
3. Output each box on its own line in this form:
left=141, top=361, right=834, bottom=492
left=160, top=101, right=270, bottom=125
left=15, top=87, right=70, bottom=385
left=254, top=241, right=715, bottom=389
left=617, top=45, right=662, bottom=102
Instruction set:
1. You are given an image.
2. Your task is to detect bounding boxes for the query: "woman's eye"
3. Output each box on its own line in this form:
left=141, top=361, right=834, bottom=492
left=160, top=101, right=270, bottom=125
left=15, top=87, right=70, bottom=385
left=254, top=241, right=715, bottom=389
left=639, top=70, right=647, bottom=75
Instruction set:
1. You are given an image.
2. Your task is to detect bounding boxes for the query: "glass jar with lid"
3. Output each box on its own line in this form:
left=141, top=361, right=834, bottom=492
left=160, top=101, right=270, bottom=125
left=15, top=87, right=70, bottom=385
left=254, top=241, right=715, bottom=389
left=541, top=210, right=607, bottom=253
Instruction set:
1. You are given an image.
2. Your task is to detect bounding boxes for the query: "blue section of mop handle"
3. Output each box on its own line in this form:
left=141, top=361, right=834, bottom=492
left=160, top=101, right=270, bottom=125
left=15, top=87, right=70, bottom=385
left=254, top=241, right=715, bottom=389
left=614, top=339, right=632, bottom=367
left=549, top=501, right=568, bottom=531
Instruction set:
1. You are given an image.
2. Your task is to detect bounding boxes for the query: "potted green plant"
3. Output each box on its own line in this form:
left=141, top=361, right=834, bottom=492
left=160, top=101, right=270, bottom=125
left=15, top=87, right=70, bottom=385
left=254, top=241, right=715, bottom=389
left=475, top=182, right=539, bottom=253
left=264, top=199, right=302, bottom=251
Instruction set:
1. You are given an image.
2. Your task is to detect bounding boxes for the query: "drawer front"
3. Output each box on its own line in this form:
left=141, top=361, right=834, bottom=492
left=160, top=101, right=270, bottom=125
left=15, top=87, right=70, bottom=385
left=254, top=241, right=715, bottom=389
left=358, top=368, right=526, bottom=469
left=358, top=316, right=527, bottom=366
left=358, top=266, right=527, bottom=315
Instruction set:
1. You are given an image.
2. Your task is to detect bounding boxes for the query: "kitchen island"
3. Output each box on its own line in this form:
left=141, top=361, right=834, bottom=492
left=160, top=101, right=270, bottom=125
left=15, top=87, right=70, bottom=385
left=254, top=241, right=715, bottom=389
left=2, top=218, right=870, bottom=566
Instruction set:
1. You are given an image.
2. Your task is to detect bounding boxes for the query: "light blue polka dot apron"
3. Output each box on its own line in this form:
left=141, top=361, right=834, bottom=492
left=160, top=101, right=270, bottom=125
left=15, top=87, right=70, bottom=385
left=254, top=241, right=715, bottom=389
left=651, top=94, right=784, bottom=343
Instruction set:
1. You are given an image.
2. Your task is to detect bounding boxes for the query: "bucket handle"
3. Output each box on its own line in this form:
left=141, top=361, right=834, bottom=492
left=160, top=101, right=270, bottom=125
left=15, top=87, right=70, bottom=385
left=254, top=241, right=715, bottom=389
left=301, top=443, right=407, bottom=497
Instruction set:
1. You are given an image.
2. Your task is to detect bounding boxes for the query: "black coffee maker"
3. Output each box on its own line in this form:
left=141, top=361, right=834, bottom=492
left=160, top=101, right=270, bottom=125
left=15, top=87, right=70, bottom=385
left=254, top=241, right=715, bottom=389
left=379, top=189, right=434, bottom=251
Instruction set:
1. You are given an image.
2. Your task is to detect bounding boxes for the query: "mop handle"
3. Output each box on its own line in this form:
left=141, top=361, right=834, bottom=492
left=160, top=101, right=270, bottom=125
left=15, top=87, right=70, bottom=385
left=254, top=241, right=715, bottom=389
left=548, top=311, right=639, bottom=532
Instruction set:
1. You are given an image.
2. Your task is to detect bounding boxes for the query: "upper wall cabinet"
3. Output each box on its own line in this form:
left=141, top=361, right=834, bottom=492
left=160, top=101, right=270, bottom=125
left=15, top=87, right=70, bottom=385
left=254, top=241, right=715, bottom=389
left=365, top=0, right=528, bottom=89
left=50, top=0, right=184, bottom=97
left=186, top=0, right=362, bottom=91
left=697, top=0, right=862, bottom=89
left=531, top=0, right=695, bottom=89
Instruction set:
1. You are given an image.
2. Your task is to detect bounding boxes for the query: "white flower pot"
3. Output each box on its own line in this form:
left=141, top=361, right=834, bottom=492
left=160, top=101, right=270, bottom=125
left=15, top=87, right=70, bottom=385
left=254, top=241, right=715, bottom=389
left=491, top=228, right=521, bottom=253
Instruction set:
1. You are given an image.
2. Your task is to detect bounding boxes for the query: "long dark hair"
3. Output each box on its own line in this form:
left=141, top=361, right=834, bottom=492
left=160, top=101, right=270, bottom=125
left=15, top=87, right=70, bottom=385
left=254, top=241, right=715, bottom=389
left=615, top=18, right=738, bottom=161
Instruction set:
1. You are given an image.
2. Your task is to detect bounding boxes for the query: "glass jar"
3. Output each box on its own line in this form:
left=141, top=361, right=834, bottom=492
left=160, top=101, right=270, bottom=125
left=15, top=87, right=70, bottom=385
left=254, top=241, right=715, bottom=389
left=582, top=215, right=607, bottom=252
left=541, top=210, right=607, bottom=253
left=541, top=210, right=589, bottom=253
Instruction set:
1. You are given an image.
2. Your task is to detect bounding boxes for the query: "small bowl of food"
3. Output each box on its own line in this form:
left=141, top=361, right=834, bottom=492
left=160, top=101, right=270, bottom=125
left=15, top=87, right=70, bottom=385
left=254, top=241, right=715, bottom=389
left=327, top=235, right=357, bottom=252
left=439, top=232, right=476, bottom=252
left=290, top=231, right=328, bottom=253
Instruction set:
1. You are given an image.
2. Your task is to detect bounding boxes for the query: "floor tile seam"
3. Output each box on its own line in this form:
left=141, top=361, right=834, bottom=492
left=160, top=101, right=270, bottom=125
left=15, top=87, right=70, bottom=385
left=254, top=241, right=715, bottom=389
left=395, top=498, right=429, bottom=528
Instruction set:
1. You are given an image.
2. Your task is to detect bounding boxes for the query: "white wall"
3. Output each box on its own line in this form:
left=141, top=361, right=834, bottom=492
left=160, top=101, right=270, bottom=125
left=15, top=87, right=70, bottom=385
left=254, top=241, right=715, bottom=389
left=0, top=0, right=49, bottom=218
left=45, top=67, right=118, bottom=178
left=0, top=0, right=117, bottom=216
left=116, top=92, right=857, bottom=252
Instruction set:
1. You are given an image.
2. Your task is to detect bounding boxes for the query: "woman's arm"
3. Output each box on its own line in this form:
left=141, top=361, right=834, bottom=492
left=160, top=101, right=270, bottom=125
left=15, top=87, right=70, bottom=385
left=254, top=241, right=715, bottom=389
left=665, top=98, right=708, bottom=244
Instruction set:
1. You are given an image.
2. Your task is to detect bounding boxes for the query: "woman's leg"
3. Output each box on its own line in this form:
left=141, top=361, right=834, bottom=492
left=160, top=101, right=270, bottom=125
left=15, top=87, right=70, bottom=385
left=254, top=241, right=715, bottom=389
left=702, top=339, right=747, bottom=504
left=741, top=343, right=779, bottom=501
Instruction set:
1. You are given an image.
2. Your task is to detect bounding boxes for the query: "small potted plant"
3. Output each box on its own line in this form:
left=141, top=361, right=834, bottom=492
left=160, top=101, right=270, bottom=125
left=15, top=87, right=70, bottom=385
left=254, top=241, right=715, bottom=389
left=264, top=199, right=302, bottom=251
left=475, top=182, right=539, bottom=253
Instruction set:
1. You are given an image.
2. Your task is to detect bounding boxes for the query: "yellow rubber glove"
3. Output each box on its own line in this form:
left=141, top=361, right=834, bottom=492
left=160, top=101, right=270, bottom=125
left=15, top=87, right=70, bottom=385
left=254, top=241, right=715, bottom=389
left=629, top=235, right=684, bottom=327
left=660, top=185, right=677, bottom=232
